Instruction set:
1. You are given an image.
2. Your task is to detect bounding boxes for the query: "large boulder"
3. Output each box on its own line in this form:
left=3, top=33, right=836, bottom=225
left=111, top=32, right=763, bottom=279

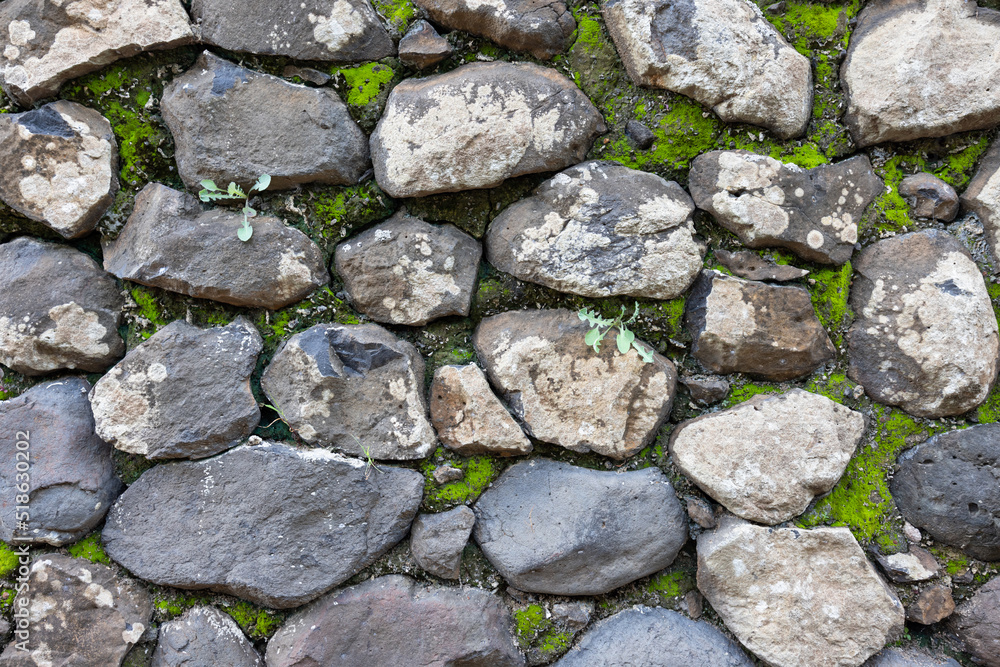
left=486, top=160, right=704, bottom=299
left=152, top=607, right=262, bottom=667
left=847, top=229, right=998, bottom=417
left=370, top=62, right=605, bottom=198
left=962, top=138, right=1000, bottom=264
left=947, top=578, right=1000, bottom=667
left=473, top=309, right=677, bottom=460
left=102, top=442, right=424, bottom=609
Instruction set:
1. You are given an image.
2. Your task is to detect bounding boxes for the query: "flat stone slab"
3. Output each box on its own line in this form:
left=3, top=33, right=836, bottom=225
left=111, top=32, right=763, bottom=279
left=961, top=138, right=1000, bottom=265
left=715, top=249, right=809, bottom=281
left=410, top=506, right=476, bottom=579
left=152, top=607, right=262, bottom=667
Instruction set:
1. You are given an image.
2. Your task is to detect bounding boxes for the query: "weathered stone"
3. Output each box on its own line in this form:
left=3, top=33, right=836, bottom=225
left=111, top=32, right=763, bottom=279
left=679, top=375, right=729, bottom=405
left=554, top=607, right=753, bottom=666
left=398, top=20, right=452, bottom=69
left=162, top=52, right=370, bottom=193
left=848, top=229, right=999, bottom=417
left=899, top=173, right=960, bottom=222
left=0, top=236, right=124, bottom=375
left=0, top=0, right=194, bottom=105
left=371, top=62, right=605, bottom=198
left=683, top=590, right=704, bottom=619
left=906, top=586, right=955, bottom=625
left=434, top=465, right=464, bottom=484
left=0, top=555, right=152, bottom=667
left=603, top=0, right=812, bottom=139
left=864, top=648, right=961, bottom=667
left=474, top=459, right=687, bottom=595
left=685, top=270, right=836, bottom=381
left=962, top=138, right=1000, bottom=265
left=266, top=575, right=524, bottom=667
left=551, top=602, right=592, bottom=630
left=841, top=0, right=1000, bottom=147
left=715, top=248, right=810, bottom=281
left=486, top=161, right=704, bottom=299
left=104, top=183, right=328, bottom=310
left=0, top=101, right=117, bottom=239
left=903, top=521, right=922, bottom=544
left=191, top=0, right=394, bottom=62
left=102, top=441, right=424, bottom=609
left=414, top=0, right=574, bottom=59
left=685, top=496, right=716, bottom=529
left=689, top=151, right=882, bottom=265
left=429, top=363, right=532, bottom=456
left=625, top=119, right=655, bottom=149
left=335, top=212, right=481, bottom=326
left=891, top=423, right=1000, bottom=561
left=874, top=546, right=939, bottom=583
left=948, top=577, right=1000, bottom=667
left=0, top=378, right=121, bottom=545
left=261, top=323, right=436, bottom=460
left=473, top=309, right=677, bottom=459
left=89, top=319, right=262, bottom=460
left=152, top=607, right=262, bottom=667
left=410, top=506, right=476, bottom=579
left=698, top=518, right=905, bottom=667
left=671, top=389, right=865, bottom=524
left=281, top=65, right=331, bottom=86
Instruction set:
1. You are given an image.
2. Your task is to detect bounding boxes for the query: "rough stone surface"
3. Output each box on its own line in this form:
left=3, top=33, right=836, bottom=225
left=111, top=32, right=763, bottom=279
left=962, top=138, right=1000, bottom=265
left=0, top=378, right=121, bottom=545
left=104, top=183, right=329, bottom=310
left=891, top=423, right=1000, bottom=561
left=371, top=61, right=605, bottom=198
left=473, top=459, right=687, bottom=595
left=554, top=607, right=753, bottom=667
left=603, top=0, right=812, bottom=139
left=670, top=389, right=865, bottom=524
left=398, top=20, right=452, bottom=69
left=434, top=465, right=464, bottom=484
left=689, top=151, right=882, bottom=265
left=625, top=119, right=655, bottom=149
left=714, top=248, right=809, bottom=281
left=899, top=173, right=960, bottom=222
left=841, top=0, right=1000, bottom=147
left=473, top=309, right=677, bottom=459
left=685, top=270, right=836, bottom=381
left=686, top=496, right=716, bottom=529
left=864, top=648, right=961, bottom=667
left=0, top=0, right=194, bottom=105
left=873, top=546, right=939, bottom=583
left=410, top=506, right=476, bottom=579
left=162, top=52, right=370, bottom=192
left=679, top=375, right=729, bottom=405
left=89, top=319, right=262, bottom=460
left=552, top=602, right=592, bottom=630
left=261, top=323, right=437, bottom=460
left=848, top=229, right=999, bottom=418
left=0, top=555, right=152, bottom=667
left=266, top=575, right=524, bottom=667
left=102, top=441, right=424, bottom=609
left=151, top=607, right=262, bottom=667
left=191, top=0, right=394, bottom=62
left=698, top=518, right=905, bottom=667
left=906, top=586, right=955, bottom=625
left=281, top=65, right=330, bottom=86
left=948, top=577, right=1000, bottom=667
left=486, top=160, right=704, bottom=299
left=335, top=212, right=481, bottom=326
left=0, top=236, right=124, bottom=375
left=0, top=101, right=117, bottom=238
left=429, top=363, right=532, bottom=456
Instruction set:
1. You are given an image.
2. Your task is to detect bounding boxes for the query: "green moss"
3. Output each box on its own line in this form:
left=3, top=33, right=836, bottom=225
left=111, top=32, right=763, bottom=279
left=0, top=543, right=20, bottom=578
left=646, top=569, right=693, bottom=598
left=421, top=451, right=498, bottom=509
left=336, top=62, right=396, bottom=107
left=765, top=1, right=854, bottom=55
left=113, top=449, right=156, bottom=486
left=514, top=604, right=547, bottom=644
left=307, top=181, right=396, bottom=259
left=67, top=533, right=111, bottom=565
left=372, top=0, right=416, bottom=34
left=224, top=600, right=282, bottom=639
left=602, top=98, right=720, bottom=176
left=805, top=371, right=851, bottom=405
left=724, top=381, right=783, bottom=407
left=808, top=261, right=852, bottom=344
left=153, top=591, right=212, bottom=620
left=513, top=604, right=576, bottom=662
left=128, top=285, right=172, bottom=339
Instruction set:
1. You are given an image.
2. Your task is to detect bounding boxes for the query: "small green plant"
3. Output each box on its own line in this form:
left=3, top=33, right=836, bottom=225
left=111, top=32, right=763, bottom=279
left=351, top=435, right=382, bottom=479
left=198, top=174, right=271, bottom=241
left=578, top=303, right=654, bottom=363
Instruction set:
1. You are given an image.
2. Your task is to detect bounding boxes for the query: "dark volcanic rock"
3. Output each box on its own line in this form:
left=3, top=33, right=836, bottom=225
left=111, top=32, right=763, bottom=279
left=864, top=648, right=961, bottom=667
left=962, top=138, right=1000, bottom=265
left=410, top=506, right=476, bottom=579
left=899, top=173, right=960, bottom=222
left=679, top=375, right=730, bottom=405
left=398, top=20, right=452, bottom=69
left=715, top=249, right=809, bottom=281
left=102, top=441, right=424, bottom=609
left=473, top=459, right=687, bottom=595
left=625, top=119, right=655, bottom=149
left=948, top=578, right=1000, bottom=667
left=152, top=607, right=262, bottom=667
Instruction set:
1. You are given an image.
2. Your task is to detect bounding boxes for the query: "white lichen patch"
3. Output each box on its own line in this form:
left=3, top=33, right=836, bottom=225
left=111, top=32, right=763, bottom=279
left=89, top=363, right=155, bottom=454
left=307, top=1, right=370, bottom=53
left=710, top=152, right=790, bottom=240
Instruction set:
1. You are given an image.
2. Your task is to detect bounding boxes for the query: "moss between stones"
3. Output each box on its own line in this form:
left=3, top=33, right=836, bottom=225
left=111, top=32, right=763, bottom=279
left=513, top=603, right=578, bottom=663
left=420, top=447, right=500, bottom=511
left=66, top=532, right=111, bottom=566
left=0, top=543, right=19, bottom=578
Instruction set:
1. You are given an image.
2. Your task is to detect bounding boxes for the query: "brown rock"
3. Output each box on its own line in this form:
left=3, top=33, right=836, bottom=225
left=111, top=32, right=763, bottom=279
left=906, top=586, right=955, bottom=625
left=685, top=496, right=716, bottom=529
left=434, top=465, right=465, bottom=484
left=715, top=249, right=809, bottom=282
left=398, top=19, right=453, bottom=69
left=899, top=173, right=959, bottom=221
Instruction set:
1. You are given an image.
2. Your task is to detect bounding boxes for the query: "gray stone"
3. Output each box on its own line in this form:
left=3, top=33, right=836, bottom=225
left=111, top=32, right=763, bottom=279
left=414, top=0, right=574, bottom=59
left=473, top=309, right=677, bottom=460
left=625, top=119, right=655, bottom=149
left=948, top=577, right=1000, bottom=667
left=0, top=236, right=124, bottom=375
left=670, top=389, right=865, bottom=524
left=0, top=101, right=117, bottom=238
left=891, top=423, right=1000, bottom=561
left=864, top=648, right=961, bottom=667
left=410, top=506, right=476, bottom=579
left=191, top=0, right=394, bottom=62
left=430, top=363, right=532, bottom=456
left=841, top=0, right=1000, bottom=147
left=714, top=248, right=809, bottom=281
left=89, top=319, right=262, bottom=460
left=486, top=160, right=704, bottom=299
left=899, top=173, right=960, bottom=222
left=0, top=555, right=152, bottom=667
left=265, top=575, right=524, bottom=667
left=848, top=229, right=999, bottom=417
left=102, top=441, right=424, bottom=609
left=162, top=52, right=370, bottom=193
left=698, top=518, right=905, bottom=667
left=434, top=465, right=465, bottom=484
left=152, top=607, right=262, bottom=667
left=0, top=619, right=7, bottom=640
left=335, top=212, right=481, bottom=326
left=474, top=459, right=687, bottom=595
left=906, top=586, right=955, bottom=625
left=689, top=151, right=882, bottom=265
left=603, top=0, right=812, bottom=139
left=685, top=270, right=836, bottom=381
left=551, top=602, right=592, bottom=630
left=0, top=378, right=121, bottom=545
left=685, top=496, right=716, bottom=529
left=260, top=323, right=437, bottom=460
left=873, top=546, right=939, bottom=583
left=104, top=183, right=329, bottom=310
left=398, top=20, right=452, bottom=69
left=281, top=65, right=331, bottom=86
left=554, top=607, right=753, bottom=667
left=679, top=375, right=729, bottom=405
left=962, top=138, right=1000, bottom=265
left=0, top=0, right=194, bottom=105
left=371, top=61, right=605, bottom=198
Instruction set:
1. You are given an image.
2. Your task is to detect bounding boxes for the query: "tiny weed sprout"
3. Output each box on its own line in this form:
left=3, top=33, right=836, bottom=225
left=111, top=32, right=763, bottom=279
left=578, top=303, right=655, bottom=363
left=199, top=174, right=271, bottom=242
left=351, top=435, right=382, bottom=479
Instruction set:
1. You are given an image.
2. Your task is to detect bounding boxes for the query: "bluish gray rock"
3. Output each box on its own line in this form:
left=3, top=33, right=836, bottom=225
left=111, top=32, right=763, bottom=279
left=152, top=607, right=262, bottom=667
